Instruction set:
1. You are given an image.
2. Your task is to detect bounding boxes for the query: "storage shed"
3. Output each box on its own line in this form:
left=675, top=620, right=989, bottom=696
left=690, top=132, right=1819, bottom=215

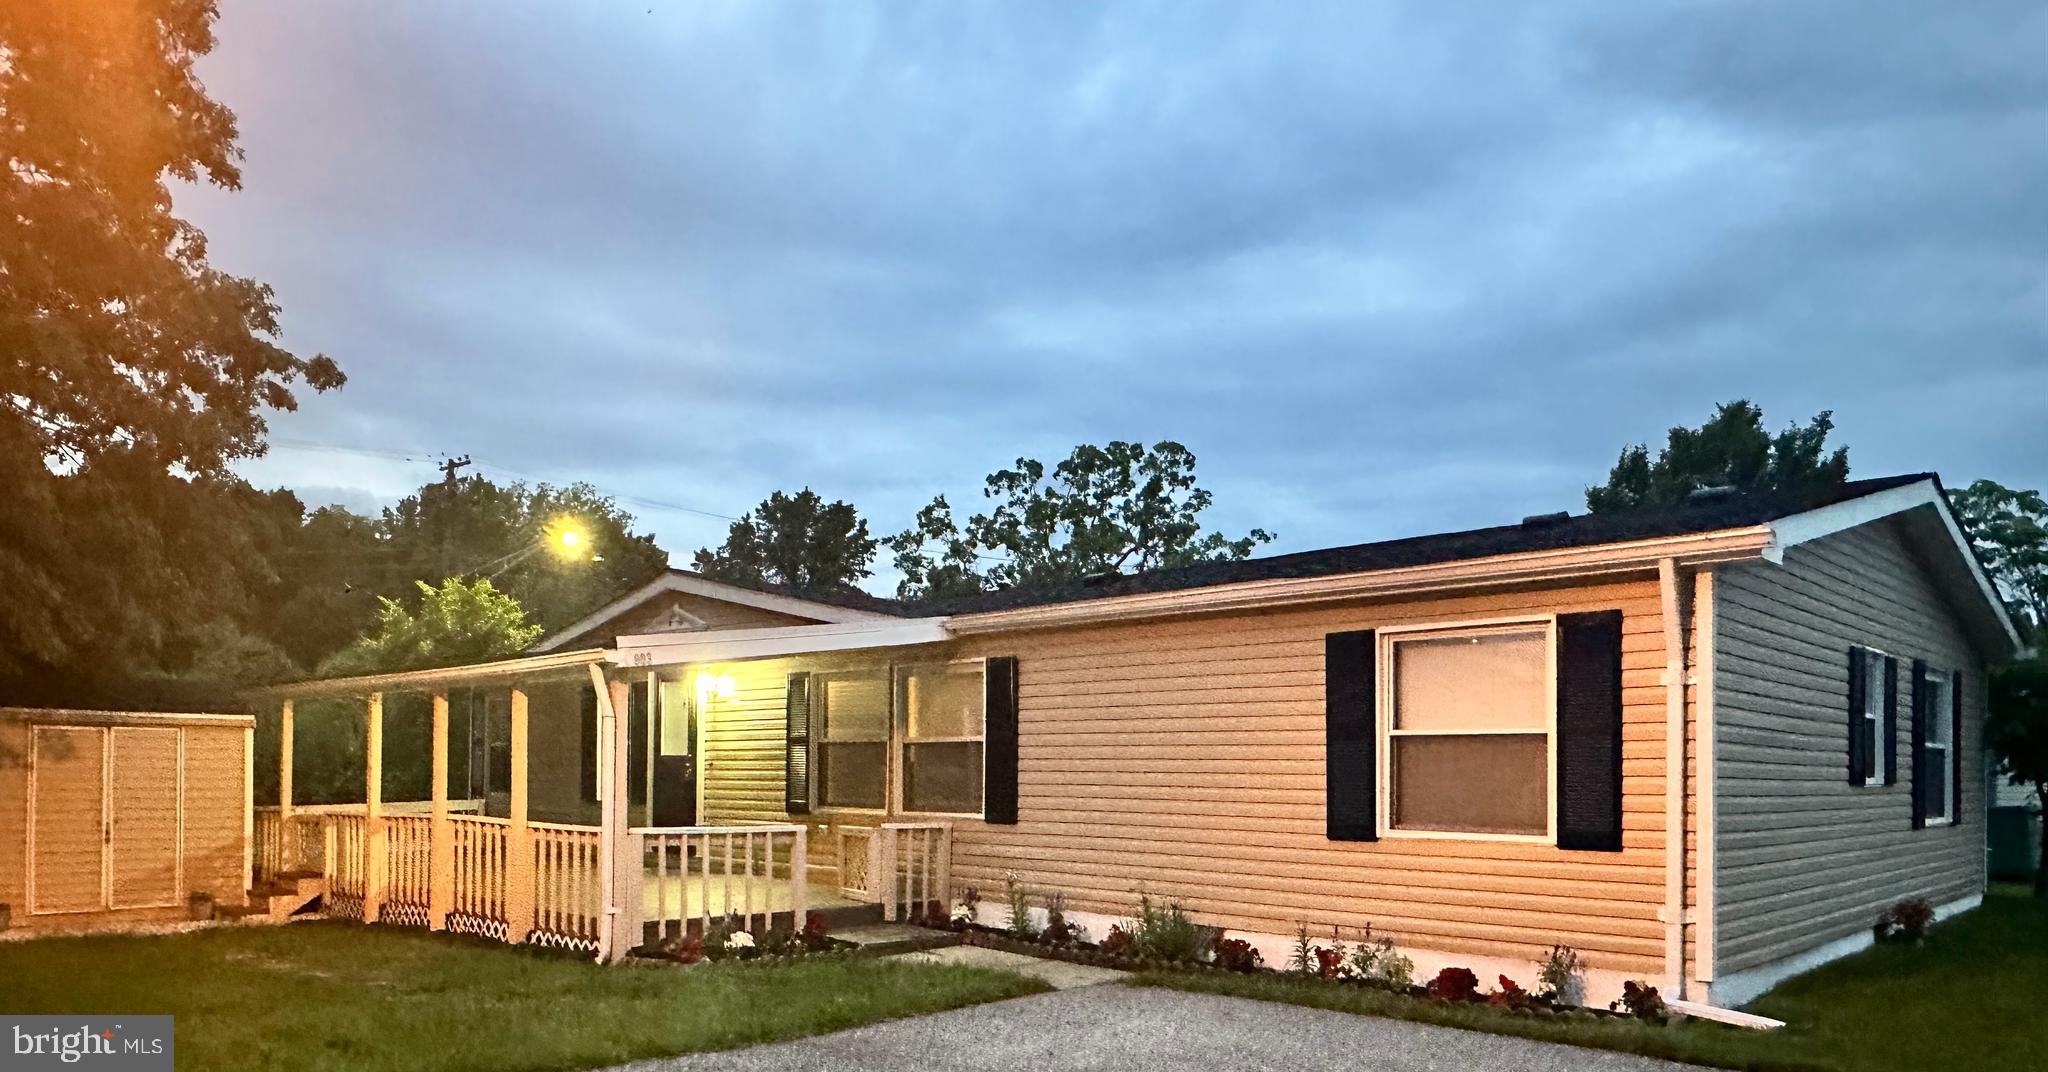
left=1, top=709, right=251, bottom=932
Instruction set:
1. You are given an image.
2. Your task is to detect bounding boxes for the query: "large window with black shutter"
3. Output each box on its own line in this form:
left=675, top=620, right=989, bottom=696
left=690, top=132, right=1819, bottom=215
left=1378, top=620, right=1554, bottom=840
left=1918, top=664, right=1955, bottom=826
left=1846, top=647, right=1895, bottom=788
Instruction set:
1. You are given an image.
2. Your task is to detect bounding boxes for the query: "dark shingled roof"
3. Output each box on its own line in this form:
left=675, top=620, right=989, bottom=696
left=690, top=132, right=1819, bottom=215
left=906, top=474, right=1939, bottom=617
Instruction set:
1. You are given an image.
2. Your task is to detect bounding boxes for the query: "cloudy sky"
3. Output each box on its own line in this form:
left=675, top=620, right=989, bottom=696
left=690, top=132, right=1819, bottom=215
left=188, top=1, right=2047, bottom=593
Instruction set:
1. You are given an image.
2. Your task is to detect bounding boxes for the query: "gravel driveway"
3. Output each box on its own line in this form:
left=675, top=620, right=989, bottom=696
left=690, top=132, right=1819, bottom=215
left=610, top=986, right=1693, bottom=1072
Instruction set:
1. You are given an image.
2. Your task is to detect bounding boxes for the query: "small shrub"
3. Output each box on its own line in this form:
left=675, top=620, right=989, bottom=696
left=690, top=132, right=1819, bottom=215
left=664, top=933, right=704, bottom=964
left=1487, top=975, right=1537, bottom=1011
left=1040, top=890, right=1079, bottom=947
left=1873, top=897, right=1936, bottom=943
left=1130, top=894, right=1206, bottom=963
left=1290, top=922, right=1317, bottom=975
left=801, top=911, right=832, bottom=952
left=1611, top=980, right=1667, bottom=1021
left=1004, top=872, right=1038, bottom=940
left=1536, top=944, right=1585, bottom=1005
left=756, top=922, right=798, bottom=957
left=1426, top=966, right=1482, bottom=1003
left=1210, top=935, right=1263, bottom=973
left=1376, top=950, right=1415, bottom=990
left=1100, top=924, right=1137, bottom=959
left=1313, top=945, right=1345, bottom=980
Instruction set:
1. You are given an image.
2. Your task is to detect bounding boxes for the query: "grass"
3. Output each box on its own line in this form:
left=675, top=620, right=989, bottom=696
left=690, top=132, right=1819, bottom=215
left=1134, top=883, right=2048, bottom=1072
left=0, top=921, right=1049, bottom=1072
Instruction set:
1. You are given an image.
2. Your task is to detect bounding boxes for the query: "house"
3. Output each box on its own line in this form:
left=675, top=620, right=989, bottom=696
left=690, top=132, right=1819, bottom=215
left=252, top=472, right=2019, bottom=1010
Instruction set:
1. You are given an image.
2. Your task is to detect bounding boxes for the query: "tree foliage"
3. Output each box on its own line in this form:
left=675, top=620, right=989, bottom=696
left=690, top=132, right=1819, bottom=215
left=318, top=578, right=542, bottom=677
left=1988, top=655, right=2048, bottom=897
left=889, top=441, right=1273, bottom=601
left=0, top=0, right=343, bottom=474
left=1949, top=479, right=2048, bottom=641
left=692, top=488, right=877, bottom=594
left=1586, top=400, right=1849, bottom=514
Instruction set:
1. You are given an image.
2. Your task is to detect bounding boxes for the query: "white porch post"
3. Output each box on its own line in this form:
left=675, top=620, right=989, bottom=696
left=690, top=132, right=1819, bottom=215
left=593, top=667, right=636, bottom=963
left=504, top=688, right=535, bottom=944
left=429, top=691, right=453, bottom=930
left=363, top=691, right=386, bottom=923
left=278, top=699, right=295, bottom=825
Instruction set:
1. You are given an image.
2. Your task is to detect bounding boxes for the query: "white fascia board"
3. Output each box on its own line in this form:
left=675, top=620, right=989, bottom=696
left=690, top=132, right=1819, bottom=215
left=1765, top=480, right=2022, bottom=654
left=535, top=571, right=895, bottom=652
left=608, top=618, right=953, bottom=668
left=945, top=526, right=1775, bottom=635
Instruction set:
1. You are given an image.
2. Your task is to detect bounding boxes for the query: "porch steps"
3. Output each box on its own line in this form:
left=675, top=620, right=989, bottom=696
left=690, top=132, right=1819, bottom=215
left=835, top=922, right=961, bottom=957
left=223, top=871, right=326, bottom=922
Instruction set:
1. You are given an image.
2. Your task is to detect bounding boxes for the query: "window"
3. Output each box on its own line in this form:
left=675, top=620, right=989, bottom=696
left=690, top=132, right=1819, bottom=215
left=1923, top=668, right=1952, bottom=824
left=1383, top=623, right=1552, bottom=837
left=815, top=672, right=890, bottom=809
left=1858, top=650, right=1887, bottom=787
left=896, top=662, right=986, bottom=815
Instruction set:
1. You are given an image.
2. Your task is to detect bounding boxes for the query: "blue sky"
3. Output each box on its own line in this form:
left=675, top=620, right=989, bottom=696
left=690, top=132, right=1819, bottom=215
left=186, top=1, right=2048, bottom=592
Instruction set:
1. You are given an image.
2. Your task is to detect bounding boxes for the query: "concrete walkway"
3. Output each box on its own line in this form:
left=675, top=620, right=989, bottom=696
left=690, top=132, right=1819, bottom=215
left=886, top=944, right=1127, bottom=989
left=613, top=986, right=1694, bottom=1072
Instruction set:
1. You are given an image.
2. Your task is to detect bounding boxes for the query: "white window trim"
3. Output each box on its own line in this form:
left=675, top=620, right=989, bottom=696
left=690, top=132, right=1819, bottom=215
left=1922, top=665, right=1954, bottom=826
left=1858, top=647, right=1889, bottom=789
left=812, top=668, right=892, bottom=815
left=891, top=657, right=989, bottom=820
left=809, top=658, right=989, bottom=821
left=1375, top=615, right=1558, bottom=844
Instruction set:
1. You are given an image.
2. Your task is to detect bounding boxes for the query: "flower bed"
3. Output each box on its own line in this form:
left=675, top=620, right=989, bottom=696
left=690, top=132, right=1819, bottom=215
left=640, top=911, right=856, bottom=965
left=931, top=880, right=1680, bottom=1028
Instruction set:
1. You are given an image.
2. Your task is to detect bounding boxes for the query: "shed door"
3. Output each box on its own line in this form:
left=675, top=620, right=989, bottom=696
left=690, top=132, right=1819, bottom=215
left=30, top=726, right=108, bottom=914
left=109, top=727, right=182, bottom=908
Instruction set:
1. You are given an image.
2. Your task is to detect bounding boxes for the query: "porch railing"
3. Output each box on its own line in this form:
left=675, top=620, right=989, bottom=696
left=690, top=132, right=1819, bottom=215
left=632, top=825, right=807, bottom=948
left=448, top=815, right=509, bottom=939
left=381, top=815, right=434, bottom=926
left=872, top=822, right=950, bottom=922
left=531, top=821, right=603, bottom=953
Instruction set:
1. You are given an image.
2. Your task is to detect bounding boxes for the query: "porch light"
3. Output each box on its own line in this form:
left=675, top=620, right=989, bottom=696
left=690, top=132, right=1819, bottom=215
left=696, top=672, right=735, bottom=708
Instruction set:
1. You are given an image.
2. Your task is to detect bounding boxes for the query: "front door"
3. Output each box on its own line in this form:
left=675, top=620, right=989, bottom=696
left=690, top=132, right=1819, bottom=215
left=652, top=678, right=697, bottom=827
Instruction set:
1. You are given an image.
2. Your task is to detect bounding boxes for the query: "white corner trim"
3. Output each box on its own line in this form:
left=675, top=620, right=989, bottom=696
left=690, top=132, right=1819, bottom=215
left=608, top=617, right=953, bottom=667
left=1765, top=480, right=2020, bottom=651
left=1708, top=892, right=1983, bottom=1009
left=535, top=571, right=896, bottom=651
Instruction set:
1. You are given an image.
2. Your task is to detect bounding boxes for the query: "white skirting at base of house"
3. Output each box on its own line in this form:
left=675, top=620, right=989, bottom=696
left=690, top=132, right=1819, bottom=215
left=964, top=903, right=1650, bottom=1009
left=1701, top=891, right=1983, bottom=1009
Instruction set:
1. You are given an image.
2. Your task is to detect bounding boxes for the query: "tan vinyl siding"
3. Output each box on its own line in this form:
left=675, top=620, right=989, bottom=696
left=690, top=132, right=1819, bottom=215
left=1712, top=519, right=1987, bottom=976
left=698, top=578, right=1675, bottom=977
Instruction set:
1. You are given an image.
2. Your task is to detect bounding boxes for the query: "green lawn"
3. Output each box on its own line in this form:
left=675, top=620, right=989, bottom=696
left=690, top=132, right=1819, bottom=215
left=1135, top=884, right=2048, bottom=1072
left=0, top=921, right=1049, bottom=1072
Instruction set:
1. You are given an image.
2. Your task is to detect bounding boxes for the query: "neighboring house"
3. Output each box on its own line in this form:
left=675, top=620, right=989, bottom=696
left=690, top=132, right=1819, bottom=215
left=263, top=472, right=2018, bottom=1010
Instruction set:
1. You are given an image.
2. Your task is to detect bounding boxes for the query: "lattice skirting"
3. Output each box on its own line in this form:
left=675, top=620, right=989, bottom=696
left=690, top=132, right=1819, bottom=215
left=326, top=893, right=365, bottom=921
left=528, top=928, right=599, bottom=956
left=447, top=912, right=508, bottom=941
left=381, top=901, right=431, bottom=928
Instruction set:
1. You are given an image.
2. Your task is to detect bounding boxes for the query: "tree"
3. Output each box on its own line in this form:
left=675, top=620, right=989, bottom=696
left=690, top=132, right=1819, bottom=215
left=1987, top=655, right=2048, bottom=897
left=1586, top=400, right=1850, bottom=513
left=1949, top=479, right=2048, bottom=641
left=377, top=476, right=668, bottom=633
left=693, top=488, right=877, bottom=594
left=318, top=578, right=543, bottom=678
left=889, top=440, right=1274, bottom=601
left=1, top=1, right=343, bottom=475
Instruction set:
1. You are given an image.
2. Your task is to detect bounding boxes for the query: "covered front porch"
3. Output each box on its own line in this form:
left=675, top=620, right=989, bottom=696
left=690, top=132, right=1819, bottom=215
left=252, top=644, right=953, bottom=961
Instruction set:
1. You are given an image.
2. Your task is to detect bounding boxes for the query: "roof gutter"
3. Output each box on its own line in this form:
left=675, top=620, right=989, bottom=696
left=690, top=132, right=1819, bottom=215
left=945, top=526, right=1776, bottom=635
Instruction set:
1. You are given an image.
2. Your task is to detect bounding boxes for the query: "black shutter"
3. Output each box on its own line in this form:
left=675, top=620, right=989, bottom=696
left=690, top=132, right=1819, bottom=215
left=1557, top=611, right=1625, bottom=852
left=1325, top=630, right=1377, bottom=841
left=1883, top=656, right=1899, bottom=787
left=1951, top=670, right=1965, bottom=826
left=579, top=685, right=598, bottom=803
left=1910, top=659, right=1929, bottom=829
left=983, top=656, right=1019, bottom=825
left=1845, top=646, right=1867, bottom=785
left=784, top=672, right=812, bottom=815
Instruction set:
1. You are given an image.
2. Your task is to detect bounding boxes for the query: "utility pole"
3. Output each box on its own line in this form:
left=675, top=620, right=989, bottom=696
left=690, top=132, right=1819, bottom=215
left=435, top=455, right=472, bottom=580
